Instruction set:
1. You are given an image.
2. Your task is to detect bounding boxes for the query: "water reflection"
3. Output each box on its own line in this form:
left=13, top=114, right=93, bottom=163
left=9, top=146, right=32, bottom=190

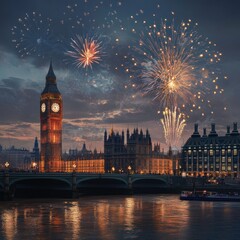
left=1, top=209, right=17, bottom=240
left=0, top=195, right=240, bottom=240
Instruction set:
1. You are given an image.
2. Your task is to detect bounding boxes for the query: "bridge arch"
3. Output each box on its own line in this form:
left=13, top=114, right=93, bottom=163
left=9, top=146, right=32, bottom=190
left=77, top=177, right=129, bottom=193
left=132, top=177, right=168, bottom=185
left=10, top=178, right=73, bottom=198
left=10, top=177, right=72, bottom=188
left=77, top=177, right=128, bottom=186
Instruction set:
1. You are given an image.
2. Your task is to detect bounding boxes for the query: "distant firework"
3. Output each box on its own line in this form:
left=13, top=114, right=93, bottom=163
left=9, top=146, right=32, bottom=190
left=11, top=12, right=54, bottom=58
left=161, top=107, right=186, bottom=148
left=65, top=35, right=102, bottom=69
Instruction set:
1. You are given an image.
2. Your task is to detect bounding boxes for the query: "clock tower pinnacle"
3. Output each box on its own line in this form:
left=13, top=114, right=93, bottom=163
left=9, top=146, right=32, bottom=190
left=40, top=61, right=62, bottom=172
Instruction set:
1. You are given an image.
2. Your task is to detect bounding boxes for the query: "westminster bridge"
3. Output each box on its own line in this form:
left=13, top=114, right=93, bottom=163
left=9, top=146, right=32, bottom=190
left=1, top=172, right=240, bottom=200
left=0, top=172, right=183, bottom=200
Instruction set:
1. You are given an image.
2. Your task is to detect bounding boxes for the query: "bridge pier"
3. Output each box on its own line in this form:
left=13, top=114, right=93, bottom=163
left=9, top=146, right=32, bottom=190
left=3, top=171, right=13, bottom=201
left=72, top=172, right=79, bottom=198
left=127, top=174, right=133, bottom=194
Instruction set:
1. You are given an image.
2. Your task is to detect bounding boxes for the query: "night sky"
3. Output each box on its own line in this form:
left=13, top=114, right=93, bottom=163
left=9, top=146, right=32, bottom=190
left=1, top=0, right=240, bottom=152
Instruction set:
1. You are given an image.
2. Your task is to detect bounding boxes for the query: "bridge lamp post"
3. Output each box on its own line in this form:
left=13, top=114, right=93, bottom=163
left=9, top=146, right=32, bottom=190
left=32, top=162, right=37, bottom=171
left=111, top=166, right=115, bottom=173
left=128, top=165, right=132, bottom=174
left=5, top=162, right=10, bottom=170
left=181, top=171, right=187, bottom=178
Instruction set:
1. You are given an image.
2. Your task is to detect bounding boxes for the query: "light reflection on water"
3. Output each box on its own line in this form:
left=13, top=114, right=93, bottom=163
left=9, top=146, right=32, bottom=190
left=0, top=195, right=240, bottom=240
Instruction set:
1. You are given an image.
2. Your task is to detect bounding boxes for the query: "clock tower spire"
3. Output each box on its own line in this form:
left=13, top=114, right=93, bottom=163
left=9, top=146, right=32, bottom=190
left=40, top=61, right=62, bottom=172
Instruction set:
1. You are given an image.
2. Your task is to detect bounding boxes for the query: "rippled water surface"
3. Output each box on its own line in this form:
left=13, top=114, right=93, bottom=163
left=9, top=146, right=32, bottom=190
left=1, top=195, right=240, bottom=240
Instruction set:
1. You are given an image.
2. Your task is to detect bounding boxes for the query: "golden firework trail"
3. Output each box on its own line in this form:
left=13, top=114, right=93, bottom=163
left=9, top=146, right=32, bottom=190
left=161, top=107, right=186, bottom=148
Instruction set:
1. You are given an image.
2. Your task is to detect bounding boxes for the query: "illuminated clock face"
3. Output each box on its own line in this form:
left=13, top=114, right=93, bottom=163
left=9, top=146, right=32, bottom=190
left=41, top=103, right=46, bottom=113
left=51, top=103, right=60, bottom=113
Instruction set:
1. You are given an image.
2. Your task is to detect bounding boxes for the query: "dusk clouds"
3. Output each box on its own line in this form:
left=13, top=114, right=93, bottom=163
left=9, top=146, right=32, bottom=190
left=1, top=0, right=240, bottom=151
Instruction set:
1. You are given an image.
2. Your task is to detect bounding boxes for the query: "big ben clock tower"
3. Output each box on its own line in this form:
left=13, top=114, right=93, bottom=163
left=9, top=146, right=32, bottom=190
left=40, top=61, right=62, bottom=172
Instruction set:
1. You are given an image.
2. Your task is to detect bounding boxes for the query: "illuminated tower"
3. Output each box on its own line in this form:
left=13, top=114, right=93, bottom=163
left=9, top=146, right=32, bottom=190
left=40, top=62, right=62, bottom=172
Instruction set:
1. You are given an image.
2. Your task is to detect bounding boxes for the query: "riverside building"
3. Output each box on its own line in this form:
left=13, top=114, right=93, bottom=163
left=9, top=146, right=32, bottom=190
left=181, top=123, right=240, bottom=177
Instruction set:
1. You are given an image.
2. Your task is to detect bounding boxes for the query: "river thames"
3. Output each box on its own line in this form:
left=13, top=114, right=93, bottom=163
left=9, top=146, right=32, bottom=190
left=0, top=194, right=240, bottom=240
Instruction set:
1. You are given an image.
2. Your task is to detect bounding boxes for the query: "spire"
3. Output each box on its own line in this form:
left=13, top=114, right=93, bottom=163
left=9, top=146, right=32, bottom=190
left=42, top=61, right=60, bottom=94
left=33, top=137, right=39, bottom=152
left=82, top=142, right=86, bottom=151
left=46, top=60, right=56, bottom=81
left=104, top=129, right=107, bottom=141
left=34, top=137, right=38, bottom=149
left=110, top=127, right=114, bottom=136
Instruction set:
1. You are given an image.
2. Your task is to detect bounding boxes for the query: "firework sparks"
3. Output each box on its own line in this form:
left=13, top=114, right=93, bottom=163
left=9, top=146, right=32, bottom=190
left=161, top=107, right=186, bottom=148
left=65, top=35, right=102, bottom=69
left=130, top=18, right=223, bottom=115
left=11, top=12, right=53, bottom=58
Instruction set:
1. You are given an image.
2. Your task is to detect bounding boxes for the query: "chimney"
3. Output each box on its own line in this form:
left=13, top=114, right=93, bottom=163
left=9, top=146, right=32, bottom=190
left=209, top=123, right=218, bottom=137
left=194, top=123, right=198, bottom=133
left=231, top=122, right=239, bottom=135
left=211, top=123, right=215, bottom=133
left=202, top=128, right=207, bottom=137
left=233, top=122, right=238, bottom=132
left=191, top=123, right=200, bottom=137
left=226, top=125, right=230, bottom=136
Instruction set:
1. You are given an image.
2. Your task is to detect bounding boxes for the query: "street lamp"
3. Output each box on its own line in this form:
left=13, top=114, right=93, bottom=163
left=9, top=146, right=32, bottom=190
left=32, top=162, right=37, bottom=171
left=181, top=171, right=187, bottom=178
left=5, top=162, right=10, bottom=169
left=73, top=163, right=77, bottom=172
left=111, top=166, right=115, bottom=173
left=128, top=165, right=132, bottom=174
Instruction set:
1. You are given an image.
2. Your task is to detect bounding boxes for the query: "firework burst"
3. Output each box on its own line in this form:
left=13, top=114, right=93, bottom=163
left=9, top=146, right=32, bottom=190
left=11, top=12, right=54, bottom=58
left=130, top=18, right=224, bottom=115
left=161, top=107, right=186, bottom=148
left=65, top=35, right=102, bottom=69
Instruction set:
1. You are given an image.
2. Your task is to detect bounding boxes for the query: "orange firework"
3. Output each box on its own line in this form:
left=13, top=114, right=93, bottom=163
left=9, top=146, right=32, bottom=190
left=66, top=35, right=102, bottom=69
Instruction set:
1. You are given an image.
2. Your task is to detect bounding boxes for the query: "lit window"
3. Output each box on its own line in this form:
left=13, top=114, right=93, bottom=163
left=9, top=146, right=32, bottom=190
left=234, top=149, right=238, bottom=156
